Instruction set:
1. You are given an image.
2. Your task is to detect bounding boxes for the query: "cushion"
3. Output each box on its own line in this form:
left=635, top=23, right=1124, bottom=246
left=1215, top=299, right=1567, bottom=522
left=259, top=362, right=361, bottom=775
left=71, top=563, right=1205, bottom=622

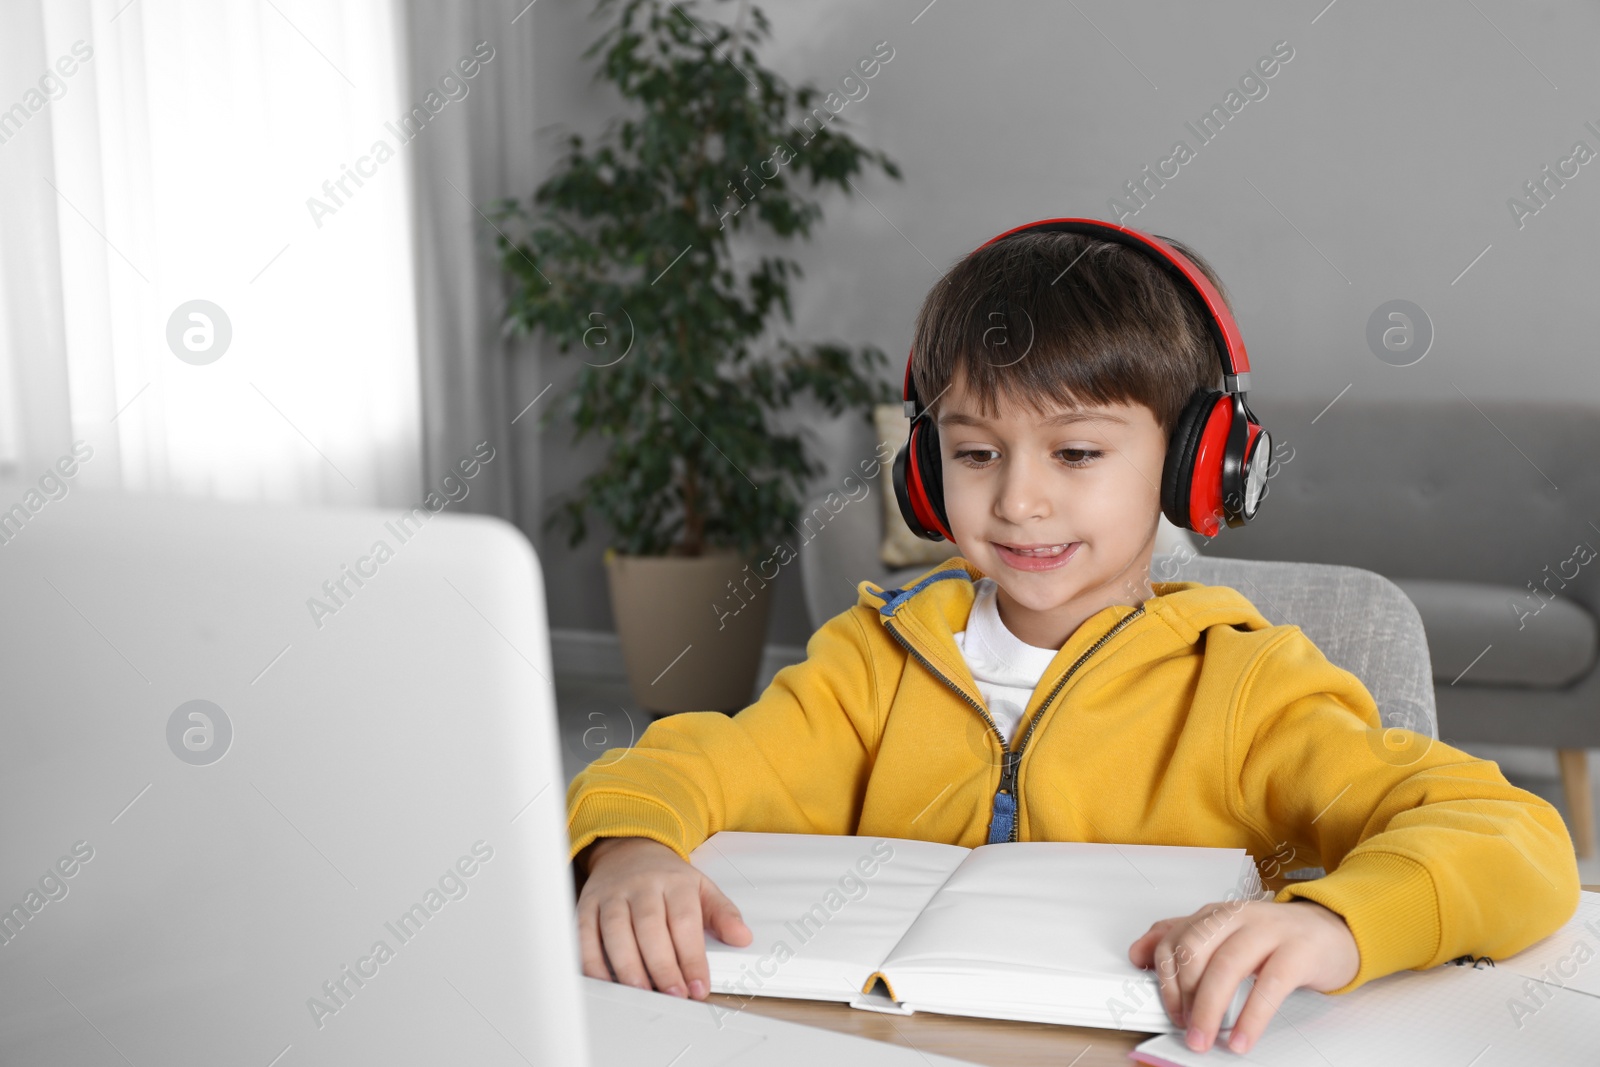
left=1390, top=577, right=1598, bottom=687
left=873, top=403, right=964, bottom=569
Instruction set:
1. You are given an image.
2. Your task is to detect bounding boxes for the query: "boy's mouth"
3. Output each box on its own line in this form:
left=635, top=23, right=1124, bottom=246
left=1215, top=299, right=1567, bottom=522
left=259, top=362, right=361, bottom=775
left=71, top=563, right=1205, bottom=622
left=993, top=541, right=1076, bottom=556
left=992, top=541, right=1080, bottom=568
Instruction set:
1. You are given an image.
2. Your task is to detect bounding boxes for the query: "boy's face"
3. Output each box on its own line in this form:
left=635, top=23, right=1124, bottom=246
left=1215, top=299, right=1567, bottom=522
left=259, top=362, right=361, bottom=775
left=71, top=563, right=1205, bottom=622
left=936, top=367, right=1168, bottom=651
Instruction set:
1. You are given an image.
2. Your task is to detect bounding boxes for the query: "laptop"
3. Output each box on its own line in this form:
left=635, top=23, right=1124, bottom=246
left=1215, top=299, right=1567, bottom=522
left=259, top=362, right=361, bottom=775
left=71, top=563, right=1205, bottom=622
left=0, top=479, right=981, bottom=1066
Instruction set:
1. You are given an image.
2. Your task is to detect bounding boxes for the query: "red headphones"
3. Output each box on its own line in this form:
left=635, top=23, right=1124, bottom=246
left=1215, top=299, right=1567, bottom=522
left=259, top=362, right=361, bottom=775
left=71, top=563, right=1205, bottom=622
left=891, top=217, right=1271, bottom=541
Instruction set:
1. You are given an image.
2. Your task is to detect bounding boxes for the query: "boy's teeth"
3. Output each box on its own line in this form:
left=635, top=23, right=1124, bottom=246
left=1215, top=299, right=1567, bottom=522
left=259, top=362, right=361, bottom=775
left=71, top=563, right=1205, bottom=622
left=1009, top=543, right=1069, bottom=557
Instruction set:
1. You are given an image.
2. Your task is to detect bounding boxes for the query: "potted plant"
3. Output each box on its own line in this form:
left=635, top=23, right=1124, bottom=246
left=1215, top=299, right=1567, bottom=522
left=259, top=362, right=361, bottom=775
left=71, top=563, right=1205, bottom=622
left=490, top=0, right=902, bottom=714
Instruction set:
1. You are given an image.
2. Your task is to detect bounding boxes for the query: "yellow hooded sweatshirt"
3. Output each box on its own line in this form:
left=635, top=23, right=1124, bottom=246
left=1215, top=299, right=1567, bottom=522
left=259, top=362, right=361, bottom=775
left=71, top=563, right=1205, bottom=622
left=565, top=556, right=1581, bottom=995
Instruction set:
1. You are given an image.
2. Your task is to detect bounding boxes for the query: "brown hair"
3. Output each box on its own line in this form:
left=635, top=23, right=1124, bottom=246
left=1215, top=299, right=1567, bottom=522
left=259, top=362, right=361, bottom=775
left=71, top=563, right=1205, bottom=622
left=908, top=229, right=1232, bottom=440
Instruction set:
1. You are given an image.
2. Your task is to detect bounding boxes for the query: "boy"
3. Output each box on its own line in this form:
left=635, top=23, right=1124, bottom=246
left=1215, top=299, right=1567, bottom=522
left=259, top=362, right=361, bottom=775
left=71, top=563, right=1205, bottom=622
left=566, top=223, right=1581, bottom=1056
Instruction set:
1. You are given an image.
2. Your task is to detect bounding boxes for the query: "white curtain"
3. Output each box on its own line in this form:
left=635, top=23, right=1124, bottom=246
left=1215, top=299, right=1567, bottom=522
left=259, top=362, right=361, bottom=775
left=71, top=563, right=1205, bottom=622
left=400, top=0, right=538, bottom=527
left=0, top=0, right=423, bottom=506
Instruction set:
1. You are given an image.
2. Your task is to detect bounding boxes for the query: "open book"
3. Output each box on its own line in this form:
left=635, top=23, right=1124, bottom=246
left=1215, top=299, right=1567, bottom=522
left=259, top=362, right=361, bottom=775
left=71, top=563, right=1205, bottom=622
left=1130, top=890, right=1600, bottom=1065
left=686, top=830, right=1266, bottom=1033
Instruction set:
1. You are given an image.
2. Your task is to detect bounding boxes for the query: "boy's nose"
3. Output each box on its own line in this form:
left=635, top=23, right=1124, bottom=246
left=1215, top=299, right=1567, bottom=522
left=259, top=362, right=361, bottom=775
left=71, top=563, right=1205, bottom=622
left=994, top=479, right=1053, bottom=523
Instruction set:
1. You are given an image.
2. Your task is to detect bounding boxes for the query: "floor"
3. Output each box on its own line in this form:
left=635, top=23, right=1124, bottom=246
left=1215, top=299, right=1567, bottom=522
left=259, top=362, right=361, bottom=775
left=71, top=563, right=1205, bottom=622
left=553, top=671, right=1600, bottom=884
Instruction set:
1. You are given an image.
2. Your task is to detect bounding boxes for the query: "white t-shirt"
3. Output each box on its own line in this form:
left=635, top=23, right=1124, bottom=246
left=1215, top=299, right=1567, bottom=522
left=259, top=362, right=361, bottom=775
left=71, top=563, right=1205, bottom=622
left=951, top=577, right=1061, bottom=745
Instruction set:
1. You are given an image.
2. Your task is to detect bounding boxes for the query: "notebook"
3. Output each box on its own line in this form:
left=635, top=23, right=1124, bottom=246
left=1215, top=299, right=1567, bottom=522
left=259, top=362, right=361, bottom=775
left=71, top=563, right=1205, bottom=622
left=686, top=830, right=1266, bottom=1033
left=1130, top=890, right=1600, bottom=1065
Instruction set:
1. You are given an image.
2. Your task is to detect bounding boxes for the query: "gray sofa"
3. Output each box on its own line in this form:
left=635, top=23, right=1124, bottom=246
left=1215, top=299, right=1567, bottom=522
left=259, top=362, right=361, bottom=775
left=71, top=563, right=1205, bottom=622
left=795, top=396, right=1599, bottom=859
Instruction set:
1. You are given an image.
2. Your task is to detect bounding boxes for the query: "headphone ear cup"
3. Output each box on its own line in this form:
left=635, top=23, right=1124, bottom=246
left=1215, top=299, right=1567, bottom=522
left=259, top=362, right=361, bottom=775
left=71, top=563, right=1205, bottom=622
left=891, top=417, right=951, bottom=542
left=892, top=432, right=926, bottom=537
left=1161, top=388, right=1221, bottom=532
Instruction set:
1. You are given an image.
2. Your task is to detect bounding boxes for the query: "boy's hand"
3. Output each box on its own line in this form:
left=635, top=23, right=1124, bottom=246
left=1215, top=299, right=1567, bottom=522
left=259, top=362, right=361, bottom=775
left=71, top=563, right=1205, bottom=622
left=1127, top=898, right=1359, bottom=1055
left=575, top=837, right=753, bottom=1000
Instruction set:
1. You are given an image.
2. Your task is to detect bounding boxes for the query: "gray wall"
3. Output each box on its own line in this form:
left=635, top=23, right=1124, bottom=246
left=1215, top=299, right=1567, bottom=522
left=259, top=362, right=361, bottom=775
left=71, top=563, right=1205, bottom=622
left=520, top=0, right=1600, bottom=649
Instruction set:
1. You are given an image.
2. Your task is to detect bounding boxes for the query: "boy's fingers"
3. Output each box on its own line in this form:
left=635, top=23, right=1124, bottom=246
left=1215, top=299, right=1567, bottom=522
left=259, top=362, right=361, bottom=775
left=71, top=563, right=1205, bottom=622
left=1183, top=930, right=1271, bottom=1051
left=1128, top=918, right=1179, bottom=966
left=1223, top=955, right=1296, bottom=1055
left=702, top=881, right=752, bottom=946
left=597, top=897, right=651, bottom=989
left=1171, top=903, right=1250, bottom=1029
left=576, top=900, right=612, bottom=981
left=629, top=892, right=690, bottom=995
left=663, top=885, right=712, bottom=998
left=1150, top=927, right=1190, bottom=1026
left=1173, top=933, right=1220, bottom=1031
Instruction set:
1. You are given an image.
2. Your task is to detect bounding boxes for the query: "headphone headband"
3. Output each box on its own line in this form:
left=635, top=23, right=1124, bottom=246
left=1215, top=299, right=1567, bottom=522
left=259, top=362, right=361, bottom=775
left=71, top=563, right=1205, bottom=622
left=972, top=218, right=1251, bottom=391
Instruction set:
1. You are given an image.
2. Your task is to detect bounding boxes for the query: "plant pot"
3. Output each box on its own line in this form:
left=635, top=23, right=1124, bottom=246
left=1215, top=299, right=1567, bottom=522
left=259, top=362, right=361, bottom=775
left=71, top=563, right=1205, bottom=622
left=602, top=546, right=773, bottom=716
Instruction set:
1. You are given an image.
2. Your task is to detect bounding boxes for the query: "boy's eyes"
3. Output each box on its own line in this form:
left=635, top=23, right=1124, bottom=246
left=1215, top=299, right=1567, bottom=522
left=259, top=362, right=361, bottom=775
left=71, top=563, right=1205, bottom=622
left=953, top=448, right=1105, bottom=469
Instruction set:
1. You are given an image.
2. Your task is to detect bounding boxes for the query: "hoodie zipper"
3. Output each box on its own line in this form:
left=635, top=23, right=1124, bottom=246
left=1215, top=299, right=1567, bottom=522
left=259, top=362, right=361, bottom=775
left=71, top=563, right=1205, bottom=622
left=882, top=602, right=1146, bottom=844
left=1002, top=604, right=1146, bottom=841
